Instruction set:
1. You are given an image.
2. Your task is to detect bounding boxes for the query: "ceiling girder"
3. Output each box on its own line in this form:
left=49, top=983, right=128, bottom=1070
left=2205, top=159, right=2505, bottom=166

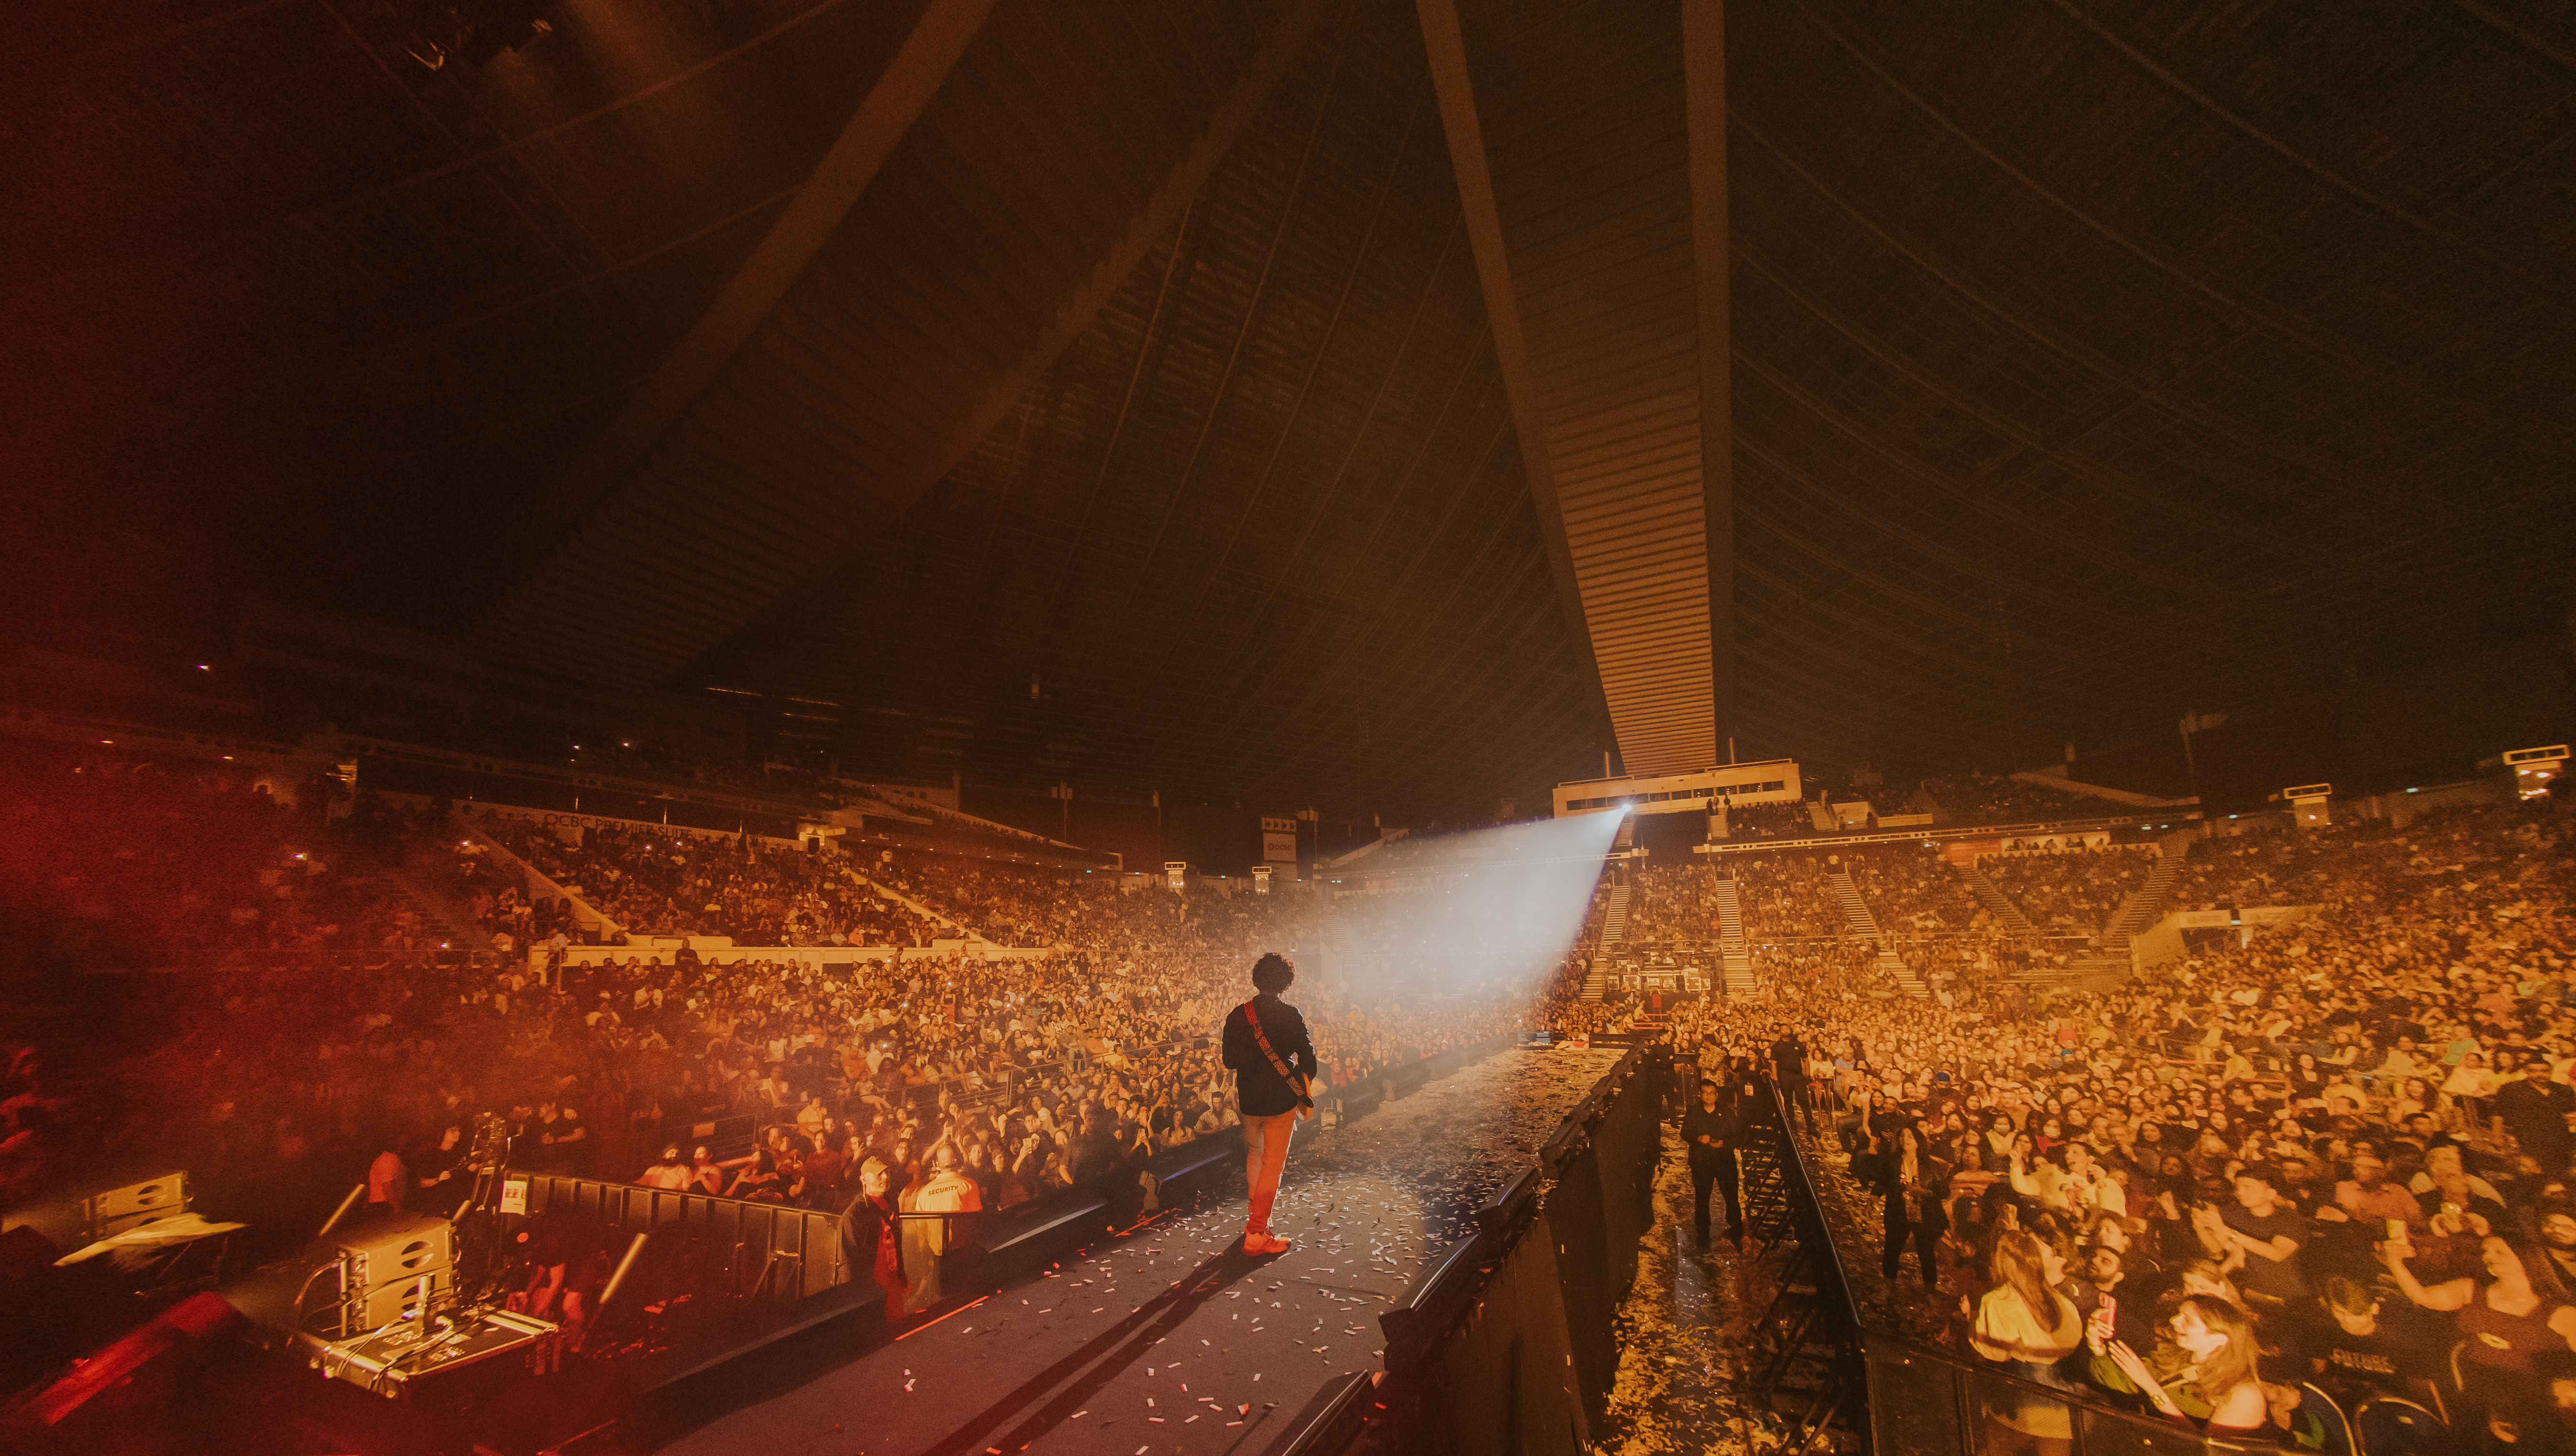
left=1416, top=0, right=1728, bottom=779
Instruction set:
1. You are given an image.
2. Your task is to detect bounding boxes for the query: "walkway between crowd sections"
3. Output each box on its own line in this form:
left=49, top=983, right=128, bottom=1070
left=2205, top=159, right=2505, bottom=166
left=1589, top=1117, right=1822, bottom=1455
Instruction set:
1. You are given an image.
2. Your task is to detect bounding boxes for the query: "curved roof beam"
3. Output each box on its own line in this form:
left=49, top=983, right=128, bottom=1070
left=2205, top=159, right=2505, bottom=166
left=1417, top=0, right=1727, bottom=777
left=469, top=0, right=997, bottom=609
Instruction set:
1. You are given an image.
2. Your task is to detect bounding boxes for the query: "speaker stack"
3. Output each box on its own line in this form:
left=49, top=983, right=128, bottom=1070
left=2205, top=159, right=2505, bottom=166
left=0, top=1170, right=193, bottom=1254
left=86, top=1172, right=189, bottom=1239
left=329, top=1214, right=455, bottom=1331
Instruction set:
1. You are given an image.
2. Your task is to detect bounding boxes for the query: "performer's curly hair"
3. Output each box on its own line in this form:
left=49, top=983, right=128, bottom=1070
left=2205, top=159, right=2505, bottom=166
left=1251, top=952, right=1295, bottom=994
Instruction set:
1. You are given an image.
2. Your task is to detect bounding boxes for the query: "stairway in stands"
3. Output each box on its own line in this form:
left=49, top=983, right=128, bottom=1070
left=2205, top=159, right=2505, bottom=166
left=2105, top=853, right=2181, bottom=943
left=1961, top=861, right=2034, bottom=933
left=2084, top=851, right=2182, bottom=973
left=1876, top=947, right=1928, bottom=997
left=1598, top=882, right=1633, bottom=948
left=1578, top=870, right=1633, bottom=1003
left=1832, top=871, right=1927, bottom=997
left=349, top=846, right=487, bottom=950
left=1826, top=872, right=1879, bottom=939
left=846, top=868, right=991, bottom=946
left=1713, top=878, right=1756, bottom=999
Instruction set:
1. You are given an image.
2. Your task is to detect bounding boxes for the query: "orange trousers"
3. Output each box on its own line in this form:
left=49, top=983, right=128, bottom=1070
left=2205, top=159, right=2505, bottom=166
left=1241, top=1110, right=1297, bottom=1234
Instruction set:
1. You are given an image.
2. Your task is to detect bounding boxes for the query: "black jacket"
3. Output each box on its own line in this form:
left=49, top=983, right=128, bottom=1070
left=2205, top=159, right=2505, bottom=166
left=1680, top=1100, right=1744, bottom=1169
left=1222, top=995, right=1316, bottom=1118
left=1869, top=1150, right=1953, bottom=1233
left=1770, top=1036, right=1806, bottom=1079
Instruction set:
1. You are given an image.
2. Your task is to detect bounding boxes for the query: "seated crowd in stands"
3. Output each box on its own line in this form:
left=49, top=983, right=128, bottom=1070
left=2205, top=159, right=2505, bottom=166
left=1894, top=938, right=2077, bottom=1003
left=1738, top=854, right=1842, bottom=939
left=2163, top=818, right=2464, bottom=915
left=1924, top=771, right=2108, bottom=829
left=1723, top=800, right=1815, bottom=840
left=478, top=819, right=943, bottom=948
left=1983, top=849, right=2153, bottom=934
left=1621, top=792, right=2576, bottom=1449
left=0, top=752, right=1543, bottom=1301
left=1635, top=844, right=2000, bottom=949
left=1848, top=846, right=1989, bottom=936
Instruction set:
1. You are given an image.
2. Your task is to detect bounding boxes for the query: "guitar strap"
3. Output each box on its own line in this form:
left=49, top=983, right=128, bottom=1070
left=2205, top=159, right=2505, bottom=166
left=1239, top=999, right=1312, bottom=1116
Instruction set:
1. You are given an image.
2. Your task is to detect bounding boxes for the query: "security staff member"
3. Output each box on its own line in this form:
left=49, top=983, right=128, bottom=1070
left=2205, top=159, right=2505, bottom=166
left=1681, top=1078, right=1746, bottom=1248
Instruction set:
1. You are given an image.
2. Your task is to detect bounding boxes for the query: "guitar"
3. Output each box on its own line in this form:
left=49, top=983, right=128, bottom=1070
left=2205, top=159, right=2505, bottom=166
left=1240, top=999, right=1315, bottom=1120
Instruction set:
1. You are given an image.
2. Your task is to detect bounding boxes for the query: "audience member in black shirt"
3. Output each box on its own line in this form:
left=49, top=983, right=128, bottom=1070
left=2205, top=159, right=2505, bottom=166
left=2304, top=1275, right=2439, bottom=1402
left=1680, top=1078, right=1745, bottom=1247
left=1772, top=1034, right=1814, bottom=1135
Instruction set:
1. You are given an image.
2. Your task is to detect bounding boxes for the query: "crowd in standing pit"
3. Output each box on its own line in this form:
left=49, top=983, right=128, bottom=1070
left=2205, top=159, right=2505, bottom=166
left=1622, top=794, right=2576, bottom=1449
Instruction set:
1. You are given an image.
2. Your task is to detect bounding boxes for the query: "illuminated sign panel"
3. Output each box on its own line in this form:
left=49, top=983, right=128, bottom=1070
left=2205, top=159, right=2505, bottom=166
left=1550, top=760, right=1803, bottom=817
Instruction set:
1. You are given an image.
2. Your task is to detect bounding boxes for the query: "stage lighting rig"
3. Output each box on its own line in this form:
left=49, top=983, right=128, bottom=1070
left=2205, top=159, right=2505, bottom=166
left=399, top=0, right=559, bottom=71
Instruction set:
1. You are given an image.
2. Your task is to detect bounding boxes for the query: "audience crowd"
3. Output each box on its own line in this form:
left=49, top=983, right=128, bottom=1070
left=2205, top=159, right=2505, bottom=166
left=0, top=755, right=1548, bottom=1320
left=1628, top=794, right=2576, bottom=1450
left=1983, top=848, right=2155, bottom=935
left=1724, top=801, right=1817, bottom=840
left=17, top=717, right=2573, bottom=1446
left=1924, top=772, right=2111, bottom=829
left=1849, top=847, right=1990, bottom=935
left=1737, top=854, right=1844, bottom=939
left=477, top=819, right=946, bottom=949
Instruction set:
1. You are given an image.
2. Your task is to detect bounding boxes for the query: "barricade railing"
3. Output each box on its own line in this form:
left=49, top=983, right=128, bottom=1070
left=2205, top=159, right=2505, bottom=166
left=515, top=1174, right=851, bottom=1305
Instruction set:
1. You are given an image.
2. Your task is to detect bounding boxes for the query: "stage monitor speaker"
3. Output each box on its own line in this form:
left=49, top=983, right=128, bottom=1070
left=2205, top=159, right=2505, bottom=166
left=333, top=1214, right=453, bottom=1290
left=349, top=1268, right=451, bottom=1330
left=333, top=1214, right=455, bottom=1328
left=88, top=1171, right=189, bottom=1237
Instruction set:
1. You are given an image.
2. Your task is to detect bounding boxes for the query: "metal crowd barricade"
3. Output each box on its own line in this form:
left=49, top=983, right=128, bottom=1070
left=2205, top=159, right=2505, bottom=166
left=516, top=1175, right=850, bottom=1305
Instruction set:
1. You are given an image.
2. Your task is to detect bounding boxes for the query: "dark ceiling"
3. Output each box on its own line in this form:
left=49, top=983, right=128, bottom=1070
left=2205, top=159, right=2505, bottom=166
left=9, top=0, right=2574, bottom=820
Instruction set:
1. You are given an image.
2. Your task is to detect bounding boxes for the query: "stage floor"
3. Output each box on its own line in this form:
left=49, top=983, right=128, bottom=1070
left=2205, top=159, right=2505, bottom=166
left=648, top=1045, right=1624, bottom=1456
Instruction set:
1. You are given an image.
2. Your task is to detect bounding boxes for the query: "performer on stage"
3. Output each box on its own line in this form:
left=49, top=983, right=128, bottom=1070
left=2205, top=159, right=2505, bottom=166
left=1221, top=952, right=1315, bottom=1256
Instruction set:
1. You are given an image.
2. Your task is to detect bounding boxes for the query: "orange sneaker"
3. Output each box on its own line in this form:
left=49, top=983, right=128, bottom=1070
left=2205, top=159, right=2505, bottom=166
left=1242, top=1232, right=1291, bottom=1256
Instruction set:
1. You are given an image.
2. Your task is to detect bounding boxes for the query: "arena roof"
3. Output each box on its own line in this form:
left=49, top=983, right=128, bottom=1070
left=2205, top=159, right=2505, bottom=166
left=12, top=0, right=2574, bottom=820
